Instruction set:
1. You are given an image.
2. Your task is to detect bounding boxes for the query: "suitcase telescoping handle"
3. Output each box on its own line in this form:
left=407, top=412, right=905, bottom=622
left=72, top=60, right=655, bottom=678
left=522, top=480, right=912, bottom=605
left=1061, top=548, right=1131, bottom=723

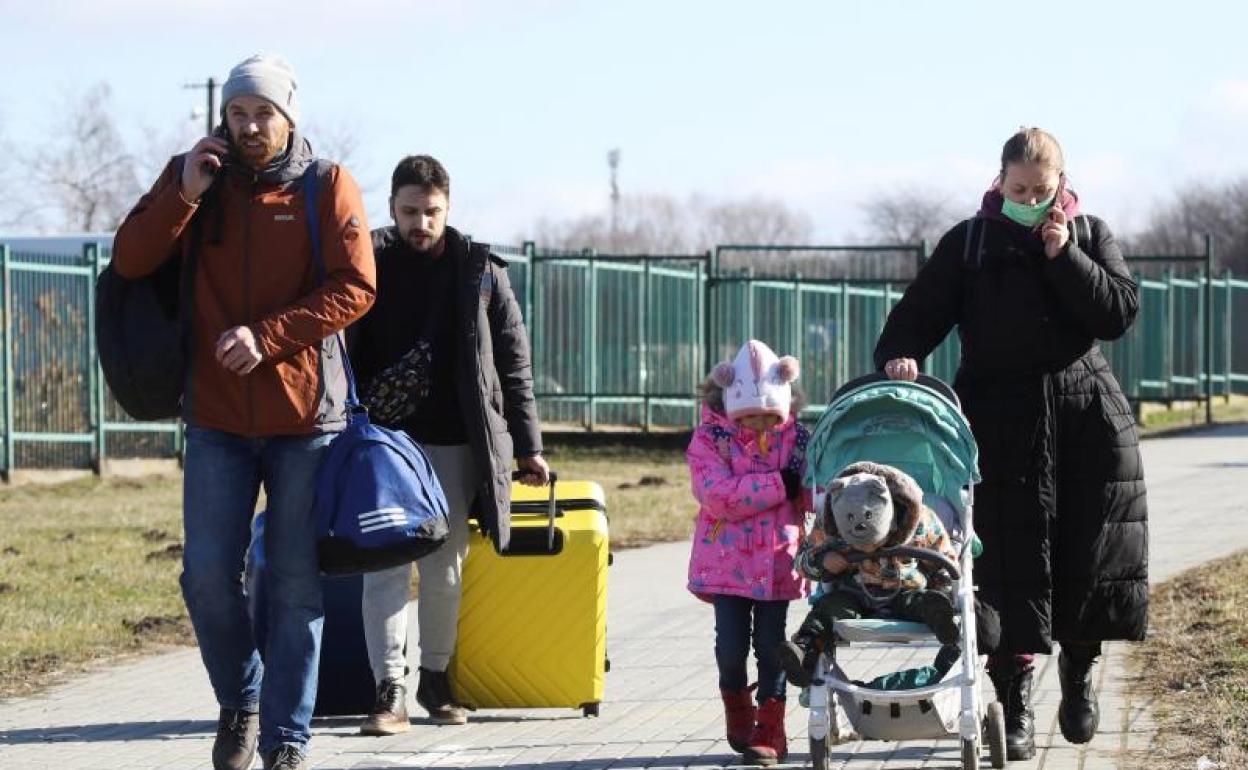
left=512, top=470, right=559, bottom=551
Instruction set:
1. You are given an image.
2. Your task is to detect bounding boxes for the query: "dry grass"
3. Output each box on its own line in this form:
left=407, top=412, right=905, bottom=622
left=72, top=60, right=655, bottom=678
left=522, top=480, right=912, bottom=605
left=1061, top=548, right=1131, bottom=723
left=1128, top=550, right=1248, bottom=768
left=0, top=445, right=693, bottom=700
left=0, top=473, right=190, bottom=699
left=1138, top=394, right=1248, bottom=436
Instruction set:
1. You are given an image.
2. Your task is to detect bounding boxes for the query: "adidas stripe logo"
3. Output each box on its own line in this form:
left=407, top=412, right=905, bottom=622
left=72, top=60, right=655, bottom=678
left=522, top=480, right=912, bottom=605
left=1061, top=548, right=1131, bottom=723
left=358, top=506, right=409, bottom=534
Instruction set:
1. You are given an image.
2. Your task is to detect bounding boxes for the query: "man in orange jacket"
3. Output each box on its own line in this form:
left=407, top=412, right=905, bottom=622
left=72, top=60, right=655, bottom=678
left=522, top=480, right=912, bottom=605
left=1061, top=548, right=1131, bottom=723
left=112, top=54, right=375, bottom=770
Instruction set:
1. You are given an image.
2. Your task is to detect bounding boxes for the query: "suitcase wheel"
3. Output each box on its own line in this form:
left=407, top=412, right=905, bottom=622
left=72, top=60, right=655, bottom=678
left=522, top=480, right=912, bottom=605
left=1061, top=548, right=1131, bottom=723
left=581, top=702, right=601, bottom=718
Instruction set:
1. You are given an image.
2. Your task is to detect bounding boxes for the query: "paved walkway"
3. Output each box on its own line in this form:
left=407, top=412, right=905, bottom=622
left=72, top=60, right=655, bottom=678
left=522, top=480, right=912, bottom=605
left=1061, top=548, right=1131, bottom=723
left=2, top=424, right=1246, bottom=769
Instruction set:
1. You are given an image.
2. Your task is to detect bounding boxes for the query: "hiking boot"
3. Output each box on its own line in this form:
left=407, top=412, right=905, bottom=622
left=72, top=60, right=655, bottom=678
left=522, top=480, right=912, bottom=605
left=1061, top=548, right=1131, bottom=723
left=261, top=743, right=306, bottom=770
left=212, top=708, right=258, bottom=770
left=720, top=687, right=756, bottom=752
left=989, top=660, right=1035, bottom=761
left=777, top=631, right=819, bottom=687
left=415, top=667, right=468, bottom=725
left=1058, top=648, right=1101, bottom=744
left=359, top=676, right=410, bottom=735
left=742, top=697, right=788, bottom=766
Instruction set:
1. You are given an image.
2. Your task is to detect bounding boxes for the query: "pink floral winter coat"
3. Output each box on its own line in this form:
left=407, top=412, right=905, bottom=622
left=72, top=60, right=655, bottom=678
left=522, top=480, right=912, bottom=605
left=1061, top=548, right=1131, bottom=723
left=686, top=405, right=810, bottom=602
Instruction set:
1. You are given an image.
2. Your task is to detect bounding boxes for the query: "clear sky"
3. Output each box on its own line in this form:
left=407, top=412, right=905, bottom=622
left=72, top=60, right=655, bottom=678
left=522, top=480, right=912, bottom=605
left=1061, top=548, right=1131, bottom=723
left=3, top=0, right=1246, bottom=244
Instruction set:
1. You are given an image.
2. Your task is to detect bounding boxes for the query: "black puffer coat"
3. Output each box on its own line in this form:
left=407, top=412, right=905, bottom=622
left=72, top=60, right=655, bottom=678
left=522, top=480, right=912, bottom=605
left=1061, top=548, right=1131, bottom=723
left=874, top=214, right=1148, bottom=654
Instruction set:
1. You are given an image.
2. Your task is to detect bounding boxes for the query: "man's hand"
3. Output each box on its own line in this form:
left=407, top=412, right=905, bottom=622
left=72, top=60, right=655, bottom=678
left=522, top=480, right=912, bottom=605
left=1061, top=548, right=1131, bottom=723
left=821, top=550, right=850, bottom=574
left=216, top=326, right=263, bottom=376
left=516, top=453, right=550, bottom=487
left=181, top=136, right=229, bottom=203
left=1042, top=206, right=1071, bottom=260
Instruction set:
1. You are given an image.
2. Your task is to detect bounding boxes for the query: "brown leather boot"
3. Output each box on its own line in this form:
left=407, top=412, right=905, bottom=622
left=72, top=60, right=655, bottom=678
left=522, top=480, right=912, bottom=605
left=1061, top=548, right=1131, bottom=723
left=211, top=708, right=258, bottom=770
left=359, top=677, right=410, bottom=735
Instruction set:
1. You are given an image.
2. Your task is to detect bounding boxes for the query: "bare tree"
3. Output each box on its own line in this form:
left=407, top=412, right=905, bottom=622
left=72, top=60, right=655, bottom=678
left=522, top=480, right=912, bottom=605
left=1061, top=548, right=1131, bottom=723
left=0, top=110, right=20, bottom=229
left=531, top=192, right=812, bottom=255
left=859, top=187, right=963, bottom=247
left=304, top=118, right=380, bottom=195
left=1127, top=180, right=1248, bottom=274
left=22, top=83, right=141, bottom=232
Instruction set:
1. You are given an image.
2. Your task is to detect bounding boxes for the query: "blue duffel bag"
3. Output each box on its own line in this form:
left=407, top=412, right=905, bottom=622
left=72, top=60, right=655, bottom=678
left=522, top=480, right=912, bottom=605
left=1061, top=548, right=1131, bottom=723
left=301, top=164, right=450, bottom=576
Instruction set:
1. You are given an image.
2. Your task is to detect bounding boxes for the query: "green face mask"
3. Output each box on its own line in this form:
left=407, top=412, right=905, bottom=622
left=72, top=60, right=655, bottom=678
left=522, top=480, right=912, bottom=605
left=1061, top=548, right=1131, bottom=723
left=1001, top=195, right=1056, bottom=227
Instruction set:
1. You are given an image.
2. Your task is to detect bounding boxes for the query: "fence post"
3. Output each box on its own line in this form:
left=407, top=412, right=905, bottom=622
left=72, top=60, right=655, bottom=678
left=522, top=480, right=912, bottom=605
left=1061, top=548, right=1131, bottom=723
left=703, top=249, right=715, bottom=379
left=641, top=258, right=650, bottom=433
left=586, top=249, right=598, bottom=432
left=0, top=244, right=11, bottom=480
left=792, top=274, right=803, bottom=362
left=699, top=251, right=711, bottom=428
left=838, top=278, right=849, bottom=388
left=85, top=243, right=106, bottom=473
left=1205, top=234, right=1214, bottom=424
left=917, top=239, right=929, bottom=272
left=522, top=241, right=536, bottom=326
left=1163, top=266, right=1174, bottom=404
left=1226, top=268, right=1234, bottom=401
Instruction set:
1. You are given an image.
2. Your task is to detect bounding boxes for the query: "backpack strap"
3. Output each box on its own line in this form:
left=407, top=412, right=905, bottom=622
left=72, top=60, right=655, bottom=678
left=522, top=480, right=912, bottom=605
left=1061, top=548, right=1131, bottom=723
left=302, top=160, right=360, bottom=409
left=1071, top=214, right=1093, bottom=253
left=962, top=217, right=986, bottom=268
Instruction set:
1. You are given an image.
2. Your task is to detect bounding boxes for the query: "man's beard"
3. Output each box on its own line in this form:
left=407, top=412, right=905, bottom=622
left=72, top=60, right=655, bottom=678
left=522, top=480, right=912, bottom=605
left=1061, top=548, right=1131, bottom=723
left=233, top=131, right=285, bottom=169
left=404, top=229, right=439, bottom=255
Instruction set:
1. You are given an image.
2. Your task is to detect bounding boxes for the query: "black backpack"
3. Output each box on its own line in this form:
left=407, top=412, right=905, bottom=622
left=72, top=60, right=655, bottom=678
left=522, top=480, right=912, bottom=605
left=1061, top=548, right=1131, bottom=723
left=95, top=247, right=191, bottom=421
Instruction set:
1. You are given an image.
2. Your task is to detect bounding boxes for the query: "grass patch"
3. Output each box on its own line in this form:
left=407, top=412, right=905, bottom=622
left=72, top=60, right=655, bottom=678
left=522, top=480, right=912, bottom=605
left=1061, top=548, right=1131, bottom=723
left=0, top=445, right=694, bottom=700
left=1138, top=395, right=1248, bottom=436
left=0, top=474, right=189, bottom=699
left=1129, top=550, right=1248, bottom=768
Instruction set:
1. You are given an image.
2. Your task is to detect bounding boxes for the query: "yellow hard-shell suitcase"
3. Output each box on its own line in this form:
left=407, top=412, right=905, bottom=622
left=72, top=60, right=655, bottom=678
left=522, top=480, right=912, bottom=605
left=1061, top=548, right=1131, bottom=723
left=450, top=473, right=609, bottom=716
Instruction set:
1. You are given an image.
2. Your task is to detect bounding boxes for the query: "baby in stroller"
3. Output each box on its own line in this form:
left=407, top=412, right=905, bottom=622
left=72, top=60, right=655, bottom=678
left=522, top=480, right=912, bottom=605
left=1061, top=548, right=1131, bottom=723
left=779, top=461, right=963, bottom=689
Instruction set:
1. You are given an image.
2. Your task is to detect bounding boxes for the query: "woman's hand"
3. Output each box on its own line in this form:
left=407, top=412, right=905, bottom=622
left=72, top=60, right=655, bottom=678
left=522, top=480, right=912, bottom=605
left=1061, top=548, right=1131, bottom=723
left=1042, top=206, right=1071, bottom=259
left=884, top=357, right=919, bottom=381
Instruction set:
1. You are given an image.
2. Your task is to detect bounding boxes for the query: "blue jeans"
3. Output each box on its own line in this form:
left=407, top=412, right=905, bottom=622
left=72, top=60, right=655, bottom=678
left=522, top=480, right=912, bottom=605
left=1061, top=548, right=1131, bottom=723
left=713, top=595, right=788, bottom=702
left=180, top=426, right=334, bottom=755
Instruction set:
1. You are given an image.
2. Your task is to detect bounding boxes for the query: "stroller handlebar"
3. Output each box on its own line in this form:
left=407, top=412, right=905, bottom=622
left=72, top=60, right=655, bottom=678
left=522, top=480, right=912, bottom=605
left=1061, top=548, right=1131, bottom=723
left=845, top=545, right=961, bottom=582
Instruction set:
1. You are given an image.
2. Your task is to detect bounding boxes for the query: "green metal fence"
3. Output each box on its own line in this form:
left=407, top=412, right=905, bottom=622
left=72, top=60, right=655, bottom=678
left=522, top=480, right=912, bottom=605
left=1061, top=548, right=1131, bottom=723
left=0, top=235, right=1243, bottom=473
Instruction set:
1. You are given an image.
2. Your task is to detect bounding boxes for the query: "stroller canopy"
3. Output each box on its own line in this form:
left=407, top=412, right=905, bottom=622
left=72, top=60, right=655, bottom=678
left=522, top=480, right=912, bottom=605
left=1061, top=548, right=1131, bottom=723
left=807, top=377, right=980, bottom=519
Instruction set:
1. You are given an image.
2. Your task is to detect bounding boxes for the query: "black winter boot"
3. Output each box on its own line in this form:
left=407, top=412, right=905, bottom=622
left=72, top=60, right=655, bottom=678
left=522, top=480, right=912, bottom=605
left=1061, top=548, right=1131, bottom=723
left=777, top=630, right=820, bottom=688
left=988, top=660, right=1035, bottom=761
left=1058, top=646, right=1100, bottom=744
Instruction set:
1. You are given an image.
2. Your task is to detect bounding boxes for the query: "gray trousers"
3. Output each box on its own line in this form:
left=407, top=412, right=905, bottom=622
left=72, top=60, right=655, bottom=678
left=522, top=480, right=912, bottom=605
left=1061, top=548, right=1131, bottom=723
left=361, top=443, right=478, bottom=682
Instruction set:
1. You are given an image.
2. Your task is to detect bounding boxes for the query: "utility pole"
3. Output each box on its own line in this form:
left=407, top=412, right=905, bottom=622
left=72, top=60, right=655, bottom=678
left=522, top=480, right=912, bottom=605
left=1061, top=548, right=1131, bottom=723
left=607, top=148, right=620, bottom=249
left=183, top=77, right=218, bottom=135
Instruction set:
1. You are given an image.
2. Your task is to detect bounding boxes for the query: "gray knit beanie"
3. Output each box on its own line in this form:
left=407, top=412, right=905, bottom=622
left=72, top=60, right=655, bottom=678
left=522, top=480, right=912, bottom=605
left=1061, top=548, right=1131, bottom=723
left=221, top=54, right=300, bottom=124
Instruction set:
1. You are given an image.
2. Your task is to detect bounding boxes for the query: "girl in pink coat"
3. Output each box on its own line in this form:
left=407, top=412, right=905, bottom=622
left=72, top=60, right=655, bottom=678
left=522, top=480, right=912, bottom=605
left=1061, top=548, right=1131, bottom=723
left=686, top=339, right=810, bottom=766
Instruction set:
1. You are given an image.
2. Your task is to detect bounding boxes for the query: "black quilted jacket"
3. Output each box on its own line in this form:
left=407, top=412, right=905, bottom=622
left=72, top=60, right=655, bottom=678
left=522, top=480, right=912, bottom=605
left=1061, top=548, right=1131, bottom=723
left=874, top=213, right=1149, bottom=653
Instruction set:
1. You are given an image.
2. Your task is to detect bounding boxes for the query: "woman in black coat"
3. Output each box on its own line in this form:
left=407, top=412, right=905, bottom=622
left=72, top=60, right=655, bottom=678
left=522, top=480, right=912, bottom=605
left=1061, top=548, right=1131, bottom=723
left=874, top=127, right=1147, bottom=761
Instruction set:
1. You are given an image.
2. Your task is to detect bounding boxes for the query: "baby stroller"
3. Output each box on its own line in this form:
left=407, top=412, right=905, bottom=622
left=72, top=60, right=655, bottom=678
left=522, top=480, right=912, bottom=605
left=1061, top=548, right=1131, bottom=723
left=802, top=373, right=1006, bottom=770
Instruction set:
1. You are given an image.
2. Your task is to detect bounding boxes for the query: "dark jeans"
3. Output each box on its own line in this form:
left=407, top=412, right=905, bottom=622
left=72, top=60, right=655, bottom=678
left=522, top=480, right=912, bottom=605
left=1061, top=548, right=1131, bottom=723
left=712, top=595, right=788, bottom=703
left=180, top=427, right=333, bottom=754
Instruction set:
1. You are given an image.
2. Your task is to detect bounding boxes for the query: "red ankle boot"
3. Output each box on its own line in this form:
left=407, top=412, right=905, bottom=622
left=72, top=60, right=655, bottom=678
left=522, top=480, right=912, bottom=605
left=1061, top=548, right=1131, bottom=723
left=720, top=687, right=756, bottom=752
left=743, top=697, right=787, bottom=766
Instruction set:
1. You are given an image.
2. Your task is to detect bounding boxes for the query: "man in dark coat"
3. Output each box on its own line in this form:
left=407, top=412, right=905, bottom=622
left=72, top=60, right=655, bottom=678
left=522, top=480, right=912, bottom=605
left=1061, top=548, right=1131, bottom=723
left=874, top=128, right=1148, bottom=762
left=347, top=155, right=547, bottom=734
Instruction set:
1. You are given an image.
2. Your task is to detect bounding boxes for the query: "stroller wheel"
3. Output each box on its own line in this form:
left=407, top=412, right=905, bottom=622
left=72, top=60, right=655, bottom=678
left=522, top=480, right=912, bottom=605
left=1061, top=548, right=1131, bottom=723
left=809, top=735, right=831, bottom=770
left=985, top=701, right=1007, bottom=768
left=960, top=737, right=981, bottom=770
